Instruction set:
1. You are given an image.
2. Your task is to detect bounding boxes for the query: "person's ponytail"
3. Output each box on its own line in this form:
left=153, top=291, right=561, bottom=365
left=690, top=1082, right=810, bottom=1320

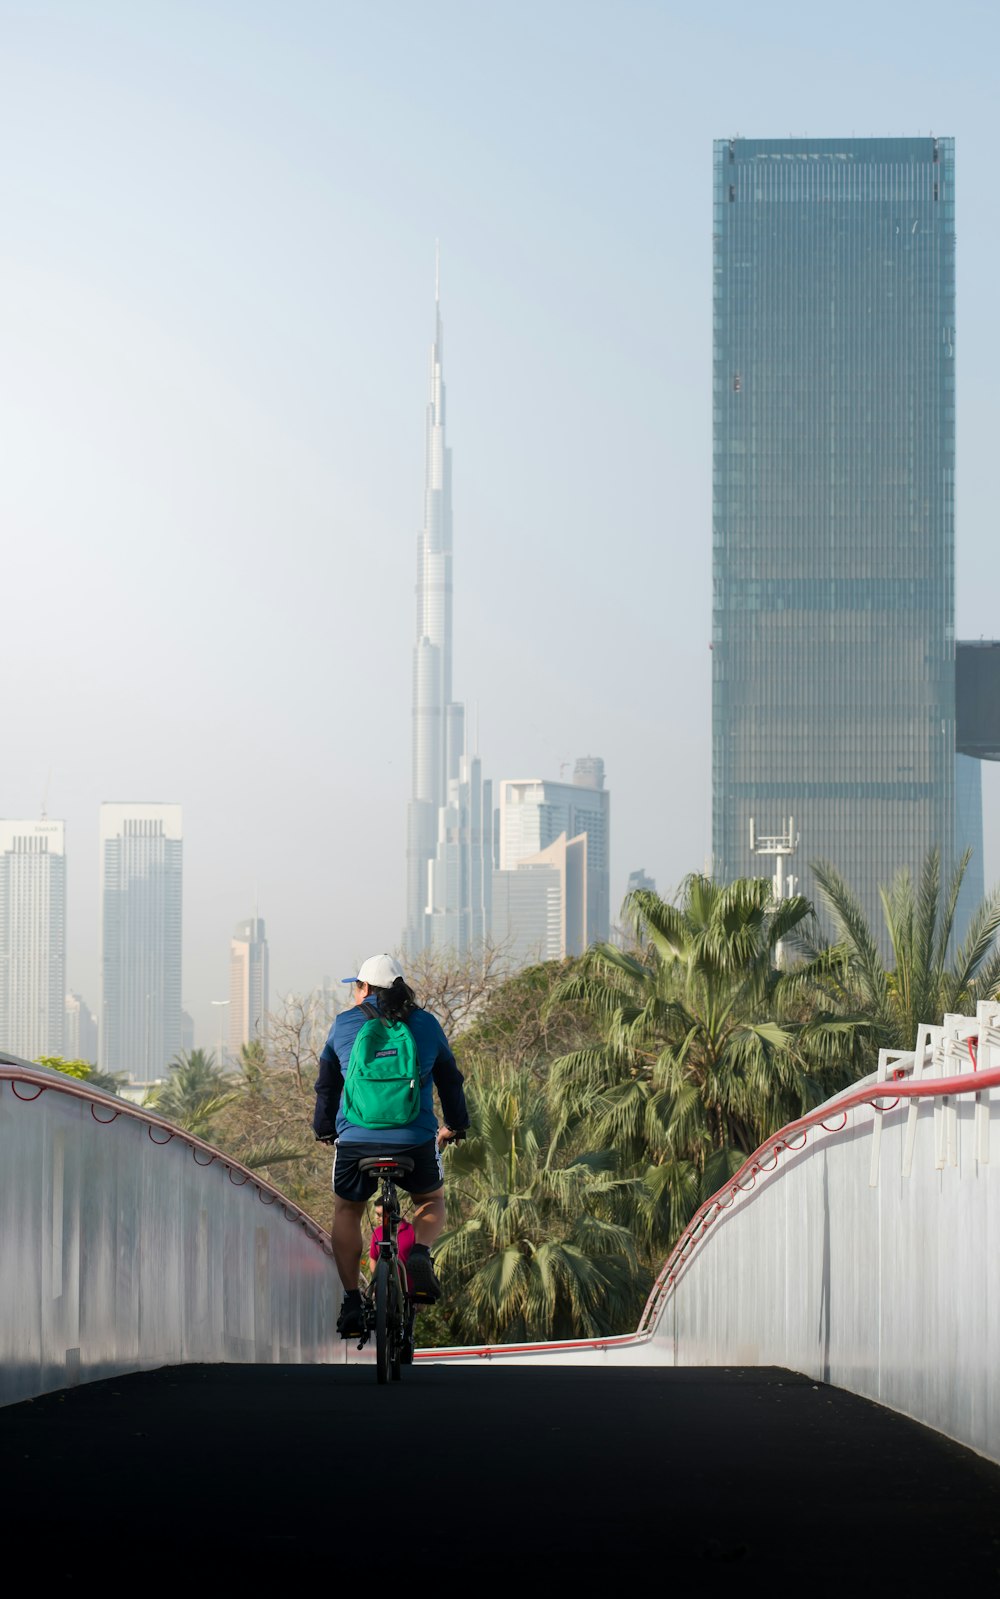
left=370, top=976, right=417, bottom=1024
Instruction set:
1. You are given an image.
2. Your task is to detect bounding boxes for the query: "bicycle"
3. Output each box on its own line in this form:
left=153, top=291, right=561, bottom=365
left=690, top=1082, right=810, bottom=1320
left=356, top=1153, right=418, bottom=1384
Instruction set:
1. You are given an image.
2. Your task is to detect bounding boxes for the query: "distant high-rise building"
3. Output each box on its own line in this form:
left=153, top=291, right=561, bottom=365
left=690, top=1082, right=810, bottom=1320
left=492, top=832, right=588, bottom=966
left=404, top=262, right=491, bottom=955
left=712, top=137, right=967, bottom=934
left=100, top=803, right=182, bottom=1082
left=492, top=860, right=562, bottom=967
left=425, top=754, right=493, bottom=952
left=626, top=868, right=657, bottom=898
left=181, top=1009, right=195, bottom=1055
left=0, top=819, right=66, bottom=1059
left=229, top=915, right=269, bottom=1056
left=496, top=759, right=610, bottom=949
left=64, top=992, right=98, bottom=1063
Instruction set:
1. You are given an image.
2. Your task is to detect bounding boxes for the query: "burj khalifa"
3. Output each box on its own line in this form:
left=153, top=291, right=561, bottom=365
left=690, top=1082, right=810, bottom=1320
left=404, top=264, right=491, bottom=956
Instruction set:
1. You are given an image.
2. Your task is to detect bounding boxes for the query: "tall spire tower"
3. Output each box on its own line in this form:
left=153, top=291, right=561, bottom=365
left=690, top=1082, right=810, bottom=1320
left=404, top=256, right=491, bottom=955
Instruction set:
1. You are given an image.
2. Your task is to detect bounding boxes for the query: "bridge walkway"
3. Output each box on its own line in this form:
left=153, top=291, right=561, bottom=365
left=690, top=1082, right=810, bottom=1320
left=4, top=1363, right=998, bottom=1581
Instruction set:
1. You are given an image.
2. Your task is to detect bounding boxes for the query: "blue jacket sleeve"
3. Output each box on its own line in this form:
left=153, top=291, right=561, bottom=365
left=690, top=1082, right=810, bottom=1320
left=431, top=1028, right=470, bottom=1131
left=313, top=1032, right=344, bottom=1141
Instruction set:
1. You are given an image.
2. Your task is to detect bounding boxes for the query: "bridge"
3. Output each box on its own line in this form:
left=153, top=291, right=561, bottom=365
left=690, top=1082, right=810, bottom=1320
left=2, top=1010, right=999, bottom=1578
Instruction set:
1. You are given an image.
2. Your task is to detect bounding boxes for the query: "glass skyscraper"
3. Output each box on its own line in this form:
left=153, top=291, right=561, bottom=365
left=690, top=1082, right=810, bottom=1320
left=100, top=802, right=183, bottom=1081
left=712, top=137, right=958, bottom=934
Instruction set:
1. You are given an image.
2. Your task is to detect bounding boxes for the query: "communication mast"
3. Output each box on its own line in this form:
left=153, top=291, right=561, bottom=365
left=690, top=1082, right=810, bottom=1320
left=749, top=817, right=800, bottom=967
left=749, top=816, right=800, bottom=901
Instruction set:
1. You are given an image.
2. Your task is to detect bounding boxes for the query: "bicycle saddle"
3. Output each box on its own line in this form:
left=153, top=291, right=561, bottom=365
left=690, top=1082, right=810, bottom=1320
left=358, top=1154, right=415, bottom=1174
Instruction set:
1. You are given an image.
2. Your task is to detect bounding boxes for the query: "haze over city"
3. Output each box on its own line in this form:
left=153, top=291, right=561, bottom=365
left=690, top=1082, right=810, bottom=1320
left=2, top=0, right=999, bottom=1049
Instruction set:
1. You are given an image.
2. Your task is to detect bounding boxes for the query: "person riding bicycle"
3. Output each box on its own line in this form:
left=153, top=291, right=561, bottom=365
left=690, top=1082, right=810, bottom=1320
left=313, top=952, right=469, bottom=1339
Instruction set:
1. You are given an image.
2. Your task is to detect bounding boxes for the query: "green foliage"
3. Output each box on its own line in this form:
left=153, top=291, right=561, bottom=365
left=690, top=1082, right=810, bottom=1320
left=150, top=1048, right=238, bottom=1135
left=430, top=1077, right=648, bottom=1345
left=35, top=1056, right=125, bottom=1095
left=208, top=995, right=336, bottom=1211
left=547, top=876, right=868, bottom=1250
left=36, top=1055, right=91, bottom=1080
left=807, top=847, right=1000, bottom=1053
left=454, top=958, right=600, bottom=1084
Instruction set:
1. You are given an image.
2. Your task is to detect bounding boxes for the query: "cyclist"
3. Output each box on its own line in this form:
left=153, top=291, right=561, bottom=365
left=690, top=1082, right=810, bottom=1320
left=313, top=952, right=469, bottom=1339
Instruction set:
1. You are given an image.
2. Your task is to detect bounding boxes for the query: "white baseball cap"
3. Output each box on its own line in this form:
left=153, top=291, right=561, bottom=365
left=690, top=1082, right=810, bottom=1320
left=341, top=953, right=405, bottom=989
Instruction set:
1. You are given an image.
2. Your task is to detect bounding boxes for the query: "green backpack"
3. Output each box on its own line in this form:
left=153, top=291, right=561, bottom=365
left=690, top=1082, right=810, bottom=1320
left=342, top=1004, right=421, bottom=1129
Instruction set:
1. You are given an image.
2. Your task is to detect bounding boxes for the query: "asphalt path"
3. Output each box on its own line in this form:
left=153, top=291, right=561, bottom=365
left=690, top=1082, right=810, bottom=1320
left=3, top=1363, right=998, bottom=1584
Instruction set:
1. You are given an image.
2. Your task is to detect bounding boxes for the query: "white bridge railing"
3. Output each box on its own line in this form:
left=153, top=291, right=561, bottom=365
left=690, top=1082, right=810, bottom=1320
left=0, top=1054, right=347, bottom=1407
left=6, top=1007, right=1000, bottom=1463
left=421, top=1004, right=1000, bottom=1465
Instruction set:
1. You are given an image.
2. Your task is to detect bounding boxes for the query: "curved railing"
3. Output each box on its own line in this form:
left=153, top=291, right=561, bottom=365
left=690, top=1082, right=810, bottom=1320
left=420, top=1003, right=1000, bottom=1464
left=420, top=1063, right=1000, bottom=1365
left=0, top=1057, right=333, bottom=1250
left=0, top=1053, right=345, bottom=1405
left=638, top=1055, right=1000, bottom=1336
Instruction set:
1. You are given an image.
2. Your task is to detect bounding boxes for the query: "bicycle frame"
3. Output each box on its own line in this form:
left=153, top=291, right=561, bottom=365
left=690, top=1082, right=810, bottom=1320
left=360, top=1163, right=415, bottom=1383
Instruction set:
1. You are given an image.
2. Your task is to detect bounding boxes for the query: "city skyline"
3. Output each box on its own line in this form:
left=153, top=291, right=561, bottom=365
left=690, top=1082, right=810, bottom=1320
left=2, top=5, right=999, bottom=1051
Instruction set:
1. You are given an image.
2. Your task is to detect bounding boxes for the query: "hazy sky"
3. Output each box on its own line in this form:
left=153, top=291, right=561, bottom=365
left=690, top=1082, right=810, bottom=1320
left=2, top=0, right=998, bottom=1049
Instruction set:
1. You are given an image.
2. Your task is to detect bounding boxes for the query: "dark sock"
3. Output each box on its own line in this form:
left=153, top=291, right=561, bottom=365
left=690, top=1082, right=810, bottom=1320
left=410, top=1243, right=430, bottom=1256
left=343, top=1288, right=361, bottom=1301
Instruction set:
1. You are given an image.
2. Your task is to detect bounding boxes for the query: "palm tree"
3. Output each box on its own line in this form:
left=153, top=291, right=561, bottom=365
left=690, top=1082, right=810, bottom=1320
left=150, top=1048, right=237, bottom=1135
left=547, top=876, right=865, bottom=1246
left=808, top=846, right=1000, bottom=1052
left=433, top=1076, right=647, bottom=1344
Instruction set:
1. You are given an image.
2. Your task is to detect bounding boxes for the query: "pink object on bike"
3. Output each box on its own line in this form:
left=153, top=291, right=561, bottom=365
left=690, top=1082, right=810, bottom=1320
left=370, top=1219, right=416, bottom=1291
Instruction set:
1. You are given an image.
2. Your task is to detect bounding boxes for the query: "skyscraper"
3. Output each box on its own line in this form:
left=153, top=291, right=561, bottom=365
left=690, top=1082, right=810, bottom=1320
left=496, top=758, right=610, bottom=947
left=492, top=831, right=588, bottom=965
left=425, top=752, right=493, bottom=953
left=404, top=264, right=491, bottom=955
left=229, top=914, right=269, bottom=1057
left=64, top=992, right=98, bottom=1063
left=100, top=803, right=182, bottom=1081
left=712, top=137, right=961, bottom=932
left=0, top=819, right=66, bottom=1059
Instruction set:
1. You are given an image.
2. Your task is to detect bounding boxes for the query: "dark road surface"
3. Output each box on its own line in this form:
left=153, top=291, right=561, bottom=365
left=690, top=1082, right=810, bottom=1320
left=3, top=1363, right=998, bottom=1584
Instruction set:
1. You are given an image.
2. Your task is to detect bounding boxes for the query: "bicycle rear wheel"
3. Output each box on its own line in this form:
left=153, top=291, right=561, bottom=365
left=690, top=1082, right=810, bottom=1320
left=375, top=1256, right=391, bottom=1385
left=390, top=1269, right=403, bottom=1382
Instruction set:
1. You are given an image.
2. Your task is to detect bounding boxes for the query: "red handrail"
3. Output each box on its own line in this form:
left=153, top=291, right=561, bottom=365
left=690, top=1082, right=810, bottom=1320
left=0, top=1062, right=334, bottom=1258
left=415, top=1332, right=644, bottom=1361
left=637, top=1063, right=1000, bottom=1334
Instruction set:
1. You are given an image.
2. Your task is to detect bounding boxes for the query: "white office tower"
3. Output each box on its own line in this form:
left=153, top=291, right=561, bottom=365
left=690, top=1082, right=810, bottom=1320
left=495, top=759, right=611, bottom=954
left=229, top=915, right=269, bottom=1057
left=0, top=819, right=66, bottom=1059
left=404, top=266, right=492, bottom=956
left=492, top=832, right=588, bottom=966
left=64, top=992, right=98, bottom=1063
left=100, top=803, right=182, bottom=1082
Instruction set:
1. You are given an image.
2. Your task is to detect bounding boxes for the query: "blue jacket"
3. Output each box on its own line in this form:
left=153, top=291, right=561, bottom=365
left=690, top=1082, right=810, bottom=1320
left=313, top=1002, right=469, bottom=1147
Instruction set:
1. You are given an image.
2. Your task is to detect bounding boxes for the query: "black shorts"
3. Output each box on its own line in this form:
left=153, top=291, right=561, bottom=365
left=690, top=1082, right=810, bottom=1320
left=331, top=1138, right=444, bottom=1203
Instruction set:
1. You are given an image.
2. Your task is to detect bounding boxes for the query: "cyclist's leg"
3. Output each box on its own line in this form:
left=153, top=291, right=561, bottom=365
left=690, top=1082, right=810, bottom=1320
left=399, top=1139, right=446, bottom=1248
left=332, top=1197, right=366, bottom=1290
left=330, top=1142, right=381, bottom=1290
left=409, top=1188, right=446, bottom=1249
left=407, top=1186, right=445, bottom=1301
